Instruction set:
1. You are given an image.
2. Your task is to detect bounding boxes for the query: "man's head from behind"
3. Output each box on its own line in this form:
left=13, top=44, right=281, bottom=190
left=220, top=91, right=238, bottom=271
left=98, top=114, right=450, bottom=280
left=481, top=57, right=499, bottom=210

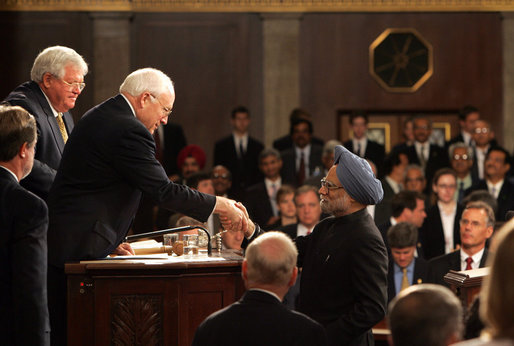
left=32, top=46, right=88, bottom=113
left=0, top=105, right=37, bottom=180
left=243, top=231, right=298, bottom=294
left=388, top=284, right=463, bottom=346
left=120, top=68, right=175, bottom=134
left=387, top=222, right=418, bottom=269
left=391, top=191, right=426, bottom=228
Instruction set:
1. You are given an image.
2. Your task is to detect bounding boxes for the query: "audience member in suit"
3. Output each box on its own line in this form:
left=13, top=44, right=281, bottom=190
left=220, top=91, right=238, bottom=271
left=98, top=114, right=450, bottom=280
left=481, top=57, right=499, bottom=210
left=391, top=117, right=415, bottom=155
left=46, top=68, right=248, bottom=345
left=192, top=232, right=327, bottom=346
left=155, top=144, right=206, bottom=229
left=421, top=168, right=464, bottom=260
left=245, top=148, right=283, bottom=229
left=0, top=105, right=50, bottom=346
left=211, top=165, right=234, bottom=198
left=471, top=120, right=496, bottom=181
left=272, top=108, right=324, bottom=152
left=386, top=222, right=428, bottom=303
left=374, top=151, right=408, bottom=226
left=405, top=164, right=432, bottom=209
left=213, top=106, right=264, bottom=201
left=378, top=190, right=427, bottom=257
left=449, top=142, right=479, bottom=204
left=455, top=217, right=514, bottom=346
left=304, top=139, right=341, bottom=189
left=388, top=284, right=463, bottom=346
left=343, top=110, right=386, bottom=176
left=280, top=117, right=323, bottom=187
left=446, top=105, right=480, bottom=148
left=4, top=46, right=88, bottom=200
left=279, top=185, right=322, bottom=240
left=405, top=116, right=449, bottom=193
left=267, top=184, right=297, bottom=230
left=466, top=147, right=514, bottom=222
left=427, top=201, right=494, bottom=287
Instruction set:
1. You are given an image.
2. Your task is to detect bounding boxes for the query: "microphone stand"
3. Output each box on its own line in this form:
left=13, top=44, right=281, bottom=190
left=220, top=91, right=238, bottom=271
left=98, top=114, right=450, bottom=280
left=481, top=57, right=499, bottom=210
left=125, top=225, right=212, bottom=256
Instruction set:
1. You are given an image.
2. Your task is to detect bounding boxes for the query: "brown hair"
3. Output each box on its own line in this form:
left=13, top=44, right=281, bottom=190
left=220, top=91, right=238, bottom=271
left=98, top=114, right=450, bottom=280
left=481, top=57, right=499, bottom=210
left=0, top=105, right=37, bottom=161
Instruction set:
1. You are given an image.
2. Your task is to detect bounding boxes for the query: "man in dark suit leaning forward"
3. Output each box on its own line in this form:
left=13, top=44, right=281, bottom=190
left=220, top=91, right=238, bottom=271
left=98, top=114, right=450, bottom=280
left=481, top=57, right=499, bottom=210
left=0, top=105, right=50, bottom=345
left=193, top=231, right=327, bottom=346
left=47, top=68, right=250, bottom=345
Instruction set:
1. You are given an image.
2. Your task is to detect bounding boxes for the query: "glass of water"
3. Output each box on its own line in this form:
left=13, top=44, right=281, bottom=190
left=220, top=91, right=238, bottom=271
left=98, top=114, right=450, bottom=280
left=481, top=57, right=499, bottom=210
left=183, top=234, right=199, bottom=258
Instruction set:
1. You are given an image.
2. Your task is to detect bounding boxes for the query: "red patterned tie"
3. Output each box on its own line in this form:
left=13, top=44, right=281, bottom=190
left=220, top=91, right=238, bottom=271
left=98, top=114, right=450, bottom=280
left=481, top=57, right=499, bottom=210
left=465, top=257, right=473, bottom=270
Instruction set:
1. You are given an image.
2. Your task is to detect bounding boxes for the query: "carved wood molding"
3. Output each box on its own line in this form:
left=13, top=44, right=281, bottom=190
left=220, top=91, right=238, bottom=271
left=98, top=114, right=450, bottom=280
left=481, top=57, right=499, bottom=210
left=112, top=295, right=163, bottom=345
left=1, top=0, right=514, bottom=12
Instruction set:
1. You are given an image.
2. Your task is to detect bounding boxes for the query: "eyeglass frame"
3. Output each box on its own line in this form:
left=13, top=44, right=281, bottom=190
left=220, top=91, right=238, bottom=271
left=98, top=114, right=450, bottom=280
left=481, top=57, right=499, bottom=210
left=320, top=178, right=344, bottom=191
left=54, top=75, right=86, bottom=92
left=150, top=94, right=173, bottom=117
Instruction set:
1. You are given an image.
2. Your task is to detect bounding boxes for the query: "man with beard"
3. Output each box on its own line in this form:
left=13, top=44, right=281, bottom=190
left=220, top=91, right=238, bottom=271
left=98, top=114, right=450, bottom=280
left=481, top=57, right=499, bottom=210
left=295, top=145, right=387, bottom=345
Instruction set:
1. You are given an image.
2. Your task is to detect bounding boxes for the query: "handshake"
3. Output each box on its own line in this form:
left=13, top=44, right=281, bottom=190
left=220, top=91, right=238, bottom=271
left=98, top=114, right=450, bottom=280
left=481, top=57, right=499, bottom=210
left=214, top=197, right=255, bottom=237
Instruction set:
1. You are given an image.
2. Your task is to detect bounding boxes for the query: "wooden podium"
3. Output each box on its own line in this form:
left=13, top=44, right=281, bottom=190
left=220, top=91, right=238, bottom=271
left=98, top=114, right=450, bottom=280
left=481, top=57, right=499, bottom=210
left=65, top=253, right=245, bottom=346
left=444, top=267, right=489, bottom=308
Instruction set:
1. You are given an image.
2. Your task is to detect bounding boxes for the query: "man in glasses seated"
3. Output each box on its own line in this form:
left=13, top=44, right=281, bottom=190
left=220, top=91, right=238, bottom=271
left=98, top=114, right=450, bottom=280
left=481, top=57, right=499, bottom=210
left=4, top=46, right=88, bottom=200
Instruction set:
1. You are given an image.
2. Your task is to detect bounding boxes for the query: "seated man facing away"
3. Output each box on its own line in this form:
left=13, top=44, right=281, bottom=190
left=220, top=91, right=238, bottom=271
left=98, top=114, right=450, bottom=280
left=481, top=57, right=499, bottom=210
left=386, top=222, right=428, bottom=303
left=192, top=231, right=327, bottom=346
left=388, top=284, right=463, bottom=346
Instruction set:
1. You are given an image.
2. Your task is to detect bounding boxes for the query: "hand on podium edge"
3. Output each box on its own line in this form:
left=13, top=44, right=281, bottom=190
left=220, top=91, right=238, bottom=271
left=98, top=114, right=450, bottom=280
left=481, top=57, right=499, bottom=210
left=215, top=197, right=247, bottom=234
left=112, top=242, right=135, bottom=256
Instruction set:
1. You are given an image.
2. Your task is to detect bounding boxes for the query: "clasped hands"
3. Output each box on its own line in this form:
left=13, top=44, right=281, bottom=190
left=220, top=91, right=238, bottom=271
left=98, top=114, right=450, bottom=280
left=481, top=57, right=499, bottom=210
left=215, top=197, right=255, bottom=238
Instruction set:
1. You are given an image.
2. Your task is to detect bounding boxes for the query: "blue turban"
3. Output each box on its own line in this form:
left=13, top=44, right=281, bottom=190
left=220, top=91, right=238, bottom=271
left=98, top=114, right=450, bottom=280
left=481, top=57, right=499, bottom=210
left=333, top=145, right=383, bottom=205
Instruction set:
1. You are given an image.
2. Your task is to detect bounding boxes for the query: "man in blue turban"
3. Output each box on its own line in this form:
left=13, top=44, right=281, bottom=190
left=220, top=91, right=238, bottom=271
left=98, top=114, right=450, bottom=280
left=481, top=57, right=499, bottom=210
left=293, top=145, right=388, bottom=345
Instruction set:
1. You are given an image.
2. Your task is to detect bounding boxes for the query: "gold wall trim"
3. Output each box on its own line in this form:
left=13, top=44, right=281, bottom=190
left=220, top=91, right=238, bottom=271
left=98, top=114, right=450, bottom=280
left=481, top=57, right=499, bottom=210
left=1, top=0, right=514, bottom=12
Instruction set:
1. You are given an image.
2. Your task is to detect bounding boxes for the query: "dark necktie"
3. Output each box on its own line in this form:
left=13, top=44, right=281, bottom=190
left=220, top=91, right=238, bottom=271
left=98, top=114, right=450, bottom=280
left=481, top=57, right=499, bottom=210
left=297, top=152, right=306, bottom=186
left=458, top=181, right=465, bottom=203
left=357, top=143, right=362, bottom=157
left=465, top=257, right=473, bottom=270
left=239, top=140, right=245, bottom=159
left=153, top=130, right=162, bottom=163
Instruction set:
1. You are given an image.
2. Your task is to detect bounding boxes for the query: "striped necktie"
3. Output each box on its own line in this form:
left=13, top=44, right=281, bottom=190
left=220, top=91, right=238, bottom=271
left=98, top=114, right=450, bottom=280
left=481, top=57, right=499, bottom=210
left=56, top=112, right=68, bottom=143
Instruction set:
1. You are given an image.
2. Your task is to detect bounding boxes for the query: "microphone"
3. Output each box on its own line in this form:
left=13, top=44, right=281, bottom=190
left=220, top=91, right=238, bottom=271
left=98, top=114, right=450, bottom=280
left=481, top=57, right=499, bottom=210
left=125, top=225, right=212, bottom=255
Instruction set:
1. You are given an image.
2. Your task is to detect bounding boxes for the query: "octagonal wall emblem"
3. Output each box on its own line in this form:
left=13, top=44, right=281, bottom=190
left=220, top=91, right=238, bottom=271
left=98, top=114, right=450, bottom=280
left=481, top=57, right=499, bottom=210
left=369, top=28, right=433, bottom=93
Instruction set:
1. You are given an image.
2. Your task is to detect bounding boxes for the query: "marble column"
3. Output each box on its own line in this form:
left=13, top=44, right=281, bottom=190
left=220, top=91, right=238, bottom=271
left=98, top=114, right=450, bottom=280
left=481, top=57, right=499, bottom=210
left=503, top=13, right=514, bottom=153
left=90, top=12, right=132, bottom=104
left=261, top=13, right=302, bottom=147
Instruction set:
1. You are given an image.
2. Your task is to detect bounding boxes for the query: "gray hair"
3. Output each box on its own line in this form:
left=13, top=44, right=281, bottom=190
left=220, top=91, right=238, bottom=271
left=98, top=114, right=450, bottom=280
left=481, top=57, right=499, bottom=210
left=30, top=46, right=88, bottom=83
left=245, top=231, right=298, bottom=287
left=387, top=222, right=418, bottom=248
left=388, top=284, right=463, bottom=346
left=119, top=68, right=174, bottom=98
left=406, top=164, right=426, bottom=178
left=258, top=147, right=281, bottom=162
left=448, top=142, right=474, bottom=161
left=464, top=201, right=495, bottom=227
left=322, top=139, right=342, bottom=156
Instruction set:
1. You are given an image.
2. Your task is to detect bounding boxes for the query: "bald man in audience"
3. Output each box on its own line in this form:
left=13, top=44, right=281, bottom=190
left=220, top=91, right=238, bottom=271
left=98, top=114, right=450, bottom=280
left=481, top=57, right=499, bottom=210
left=388, top=284, right=463, bottom=346
left=192, top=232, right=327, bottom=346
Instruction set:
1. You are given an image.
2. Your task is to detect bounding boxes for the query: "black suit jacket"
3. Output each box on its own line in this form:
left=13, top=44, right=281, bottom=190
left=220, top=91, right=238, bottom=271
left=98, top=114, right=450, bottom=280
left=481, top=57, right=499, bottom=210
left=273, top=134, right=324, bottom=152
left=0, top=168, right=50, bottom=345
left=466, top=179, right=514, bottom=222
left=387, top=257, right=428, bottom=303
left=4, top=81, right=74, bottom=200
left=280, top=144, right=323, bottom=187
left=405, top=143, right=449, bottom=188
left=214, top=134, right=264, bottom=201
left=245, top=182, right=275, bottom=228
left=420, top=203, right=464, bottom=260
left=374, top=178, right=397, bottom=227
left=192, top=290, right=327, bottom=346
left=47, top=95, right=216, bottom=266
left=343, top=138, right=385, bottom=174
left=161, top=122, right=187, bottom=176
left=279, top=223, right=300, bottom=240
left=427, top=249, right=489, bottom=287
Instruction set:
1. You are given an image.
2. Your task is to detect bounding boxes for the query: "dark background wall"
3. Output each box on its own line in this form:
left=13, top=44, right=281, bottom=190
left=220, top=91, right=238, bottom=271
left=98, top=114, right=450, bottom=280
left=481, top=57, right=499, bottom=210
left=1, top=11, right=503, bottom=166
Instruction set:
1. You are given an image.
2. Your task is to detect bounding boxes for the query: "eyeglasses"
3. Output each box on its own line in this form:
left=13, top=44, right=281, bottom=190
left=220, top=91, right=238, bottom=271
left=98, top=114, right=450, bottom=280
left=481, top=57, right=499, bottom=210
left=474, top=127, right=490, bottom=134
left=320, top=178, right=344, bottom=190
left=58, top=78, right=86, bottom=92
left=150, top=94, right=173, bottom=117
left=212, top=173, right=230, bottom=179
left=452, top=154, right=469, bottom=161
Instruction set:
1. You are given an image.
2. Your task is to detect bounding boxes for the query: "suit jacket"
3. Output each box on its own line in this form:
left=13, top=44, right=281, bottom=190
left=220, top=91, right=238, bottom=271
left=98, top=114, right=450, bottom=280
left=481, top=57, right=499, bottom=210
left=214, top=134, right=264, bottom=201
left=245, top=182, right=275, bottom=228
left=296, top=209, right=388, bottom=345
left=420, top=203, right=464, bottom=260
left=427, top=249, right=489, bottom=287
left=4, top=81, right=74, bottom=200
left=405, top=143, right=449, bottom=188
left=466, top=179, right=514, bottom=222
left=279, top=223, right=300, bottom=240
left=47, top=95, right=216, bottom=266
left=387, top=257, right=428, bottom=303
left=280, top=144, right=323, bottom=187
left=161, top=122, right=187, bottom=176
left=192, top=290, right=327, bottom=346
left=0, top=168, right=50, bottom=345
left=374, top=178, right=397, bottom=227
left=273, top=134, right=324, bottom=152
left=343, top=138, right=385, bottom=175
